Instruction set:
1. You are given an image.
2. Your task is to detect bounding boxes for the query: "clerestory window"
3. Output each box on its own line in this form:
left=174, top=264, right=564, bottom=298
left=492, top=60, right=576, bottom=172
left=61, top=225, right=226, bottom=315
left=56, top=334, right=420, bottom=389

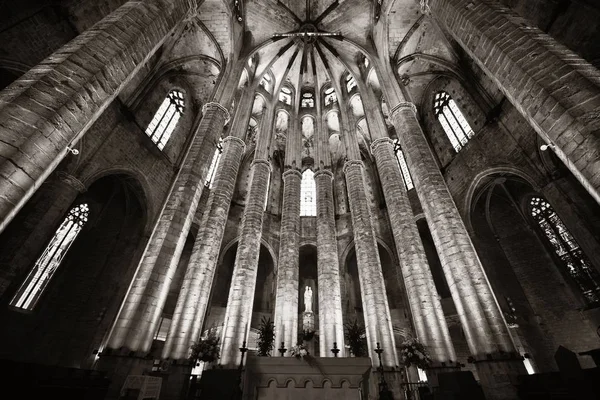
left=393, top=139, right=414, bottom=191
left=145, top=89, right=185, bottom=150
left=205, top=138, right=224, bottom=188
left=346, top=74, right=357, bottom=93
left=433, top=91, right=474, bottom=153
left=279, top=87, right=292, bottom=105
left=10, top=203, right=90, bottom=310
left=300, top=169, right=317, bottom=216
left=301, top=92, right=314, bottom=108
left=324, top=87, right=337, bottom=106
left=530, top=196, right=600, bottom=306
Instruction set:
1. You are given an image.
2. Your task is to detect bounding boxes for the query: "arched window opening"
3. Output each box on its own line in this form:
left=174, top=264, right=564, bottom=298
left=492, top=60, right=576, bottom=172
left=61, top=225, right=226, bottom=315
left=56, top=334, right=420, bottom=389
left=300, top=169, right=317, bottom=216
left=530, top=196, right=600, bottom=306
left=10, top=203, right=90, bottom=310
left=324, top=87, right=337, bottom=106
left=145, top=89, right=185, bottom=150
left=393, top=139, right=414, bottom=191
left=260, top=74, right=272, bottom=92
left=301, top=92, right=314, bottom=108
left=205, top=138, right=224, bottom=188
left=364, top=58, right=370, bottom=69
left=246, top=118, right=258, bottom=144
left=279, top=87, right=292, bottom=105
left=346, top=74, right=357, bottom=93
left=433, top=91, right=474, bottom=152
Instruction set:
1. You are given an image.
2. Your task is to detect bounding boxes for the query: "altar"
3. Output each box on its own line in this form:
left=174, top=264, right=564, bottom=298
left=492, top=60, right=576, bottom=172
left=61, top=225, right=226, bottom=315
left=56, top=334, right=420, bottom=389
left=242, top=355, right=372, bottom=400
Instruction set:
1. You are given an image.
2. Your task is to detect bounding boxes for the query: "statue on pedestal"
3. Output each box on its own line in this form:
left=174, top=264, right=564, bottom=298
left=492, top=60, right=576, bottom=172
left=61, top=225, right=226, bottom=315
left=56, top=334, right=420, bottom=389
left=304, top=286, right=313, bottom=312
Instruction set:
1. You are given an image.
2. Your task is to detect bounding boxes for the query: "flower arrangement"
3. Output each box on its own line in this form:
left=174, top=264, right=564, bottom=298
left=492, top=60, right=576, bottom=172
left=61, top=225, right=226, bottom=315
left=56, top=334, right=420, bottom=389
left=189, top=327, right=221, bottom=363
left=398, top=338, right=432, bottom=369
left=290, top=342, right=309, bottom=359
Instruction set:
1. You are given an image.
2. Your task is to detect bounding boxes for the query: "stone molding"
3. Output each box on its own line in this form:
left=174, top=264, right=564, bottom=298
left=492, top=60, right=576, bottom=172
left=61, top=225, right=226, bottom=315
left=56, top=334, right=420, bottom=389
left=370, top=137, right=395, bottom=155
left=223, top=135, right=245, bottom=150
left=282, top=169, right=301, bottom=180
left=390, top=101, right=417, bottom=117
left=56, top=171, right=86, bottom=193
left=342, top=159, right=364, bottom=175
left=313, top=169, right=334, bottom=180
left=202, top=101, right=230, bottom=124
left=252, top=158, right=273, bottom=172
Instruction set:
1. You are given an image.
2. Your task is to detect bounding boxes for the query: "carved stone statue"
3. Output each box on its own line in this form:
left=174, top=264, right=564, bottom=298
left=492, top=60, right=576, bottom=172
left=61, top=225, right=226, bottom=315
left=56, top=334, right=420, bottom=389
left=304, top=286, right=313, bottom=313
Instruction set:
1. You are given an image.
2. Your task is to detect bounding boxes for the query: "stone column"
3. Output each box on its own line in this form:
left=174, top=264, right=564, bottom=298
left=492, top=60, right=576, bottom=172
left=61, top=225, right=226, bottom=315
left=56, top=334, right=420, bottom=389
left=273, top=169, right=301, bottom=355
left=0, top=0, right=188, bottom=234
left=429, top=0, right=600, bottom=204
left=314, top=170, right=345, bottom=358
left=107, top=102, right=230, bottom=353
left=391, top=102, right=523, bottom=399
left=161, top=136, right=245, bottom=360
left=344, top=160, right=398, bottom=367
left=220, top=158, right=272, bottom=366
left=0, top=171, right=86, bottom=297
left=370, top=137, right=455, bottom=364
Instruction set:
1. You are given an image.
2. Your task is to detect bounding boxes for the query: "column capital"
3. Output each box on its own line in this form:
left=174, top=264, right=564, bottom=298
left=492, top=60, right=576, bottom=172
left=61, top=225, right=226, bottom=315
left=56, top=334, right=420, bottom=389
left=251, top=158, right=273, bottom=173
left=314, top=169, right=334, bottom=181
left=223, top=135, right=246, bottom=150
left=390, top=101, right=417, bottom=117
left=282, top=169, right=302, bottom=181
left=343, top=159, right=364, bottom=175
left=56, top=171, right=86, bottom=193
left=202, top=101, right=230, bottom=124
left=370, top=137, right=395, bottom=155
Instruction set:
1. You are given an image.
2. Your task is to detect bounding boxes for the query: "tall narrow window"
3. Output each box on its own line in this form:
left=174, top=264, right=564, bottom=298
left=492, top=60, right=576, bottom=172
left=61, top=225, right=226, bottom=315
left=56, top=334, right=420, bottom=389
left=346, top=75, right=357, bottom=93
left=301, top=92, right=314, bottom=108
left=324, top=87, right=337, bottom=106
left=279, top=87, right=292, bottom=105
left=145, top=89, right=185, bottom=150
left=300, top=169, right=317, bottom=216
left=530, top=196, right=600, bottom=306
left=260, top=74, right=272, bottom=92
left=205, top=138, right=224, bottom=188
left=393, top=139, right=414, bottom=191
left=433, top=91, right=474, bottom=152
left=11, top=203, right=90, bottom=310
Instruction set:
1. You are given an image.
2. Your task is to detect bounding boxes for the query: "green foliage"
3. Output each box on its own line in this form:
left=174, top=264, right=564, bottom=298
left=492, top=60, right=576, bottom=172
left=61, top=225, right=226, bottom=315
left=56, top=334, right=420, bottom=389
left=257, top=316, right=275, bottom=356
left=189, top=327, right=220, bottom=363
left=344, top=319, right=368, bottom=357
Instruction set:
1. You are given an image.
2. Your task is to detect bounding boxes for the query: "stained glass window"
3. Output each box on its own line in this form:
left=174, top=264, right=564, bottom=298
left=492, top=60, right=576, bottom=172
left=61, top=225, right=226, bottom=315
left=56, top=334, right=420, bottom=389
left=393, top=139, right=414, bottom=191
left=10, top=203, right=90, bottom=310
left=279, top=87, right=292, bottom=105
left=301, top=92, right=314, bottom=108
left=260, top=74, right=272, bottom=92
left=145, top=89, right=185, bottom=150
left=300, top=169, right=317, bottom=216
left=530, top=196, right=600, bottom=306
left=433, top=91, right=474, bottom=152
left=346, top=74, right=357, bottom=93
left=324, top=87, right=337, bottom=106
left=205, top=138, right=224, bottom=188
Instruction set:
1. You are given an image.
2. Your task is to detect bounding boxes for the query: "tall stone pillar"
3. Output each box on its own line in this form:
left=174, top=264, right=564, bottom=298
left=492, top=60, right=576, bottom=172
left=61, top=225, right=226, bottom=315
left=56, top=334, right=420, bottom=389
left=273, top=169, right=301, bottom=354
left=220, top=158, right=272, bottom=366
left=162, top=136, right=246, bottom=360
left=370, top=137, right=455, bottom=364
left=343, top=160, right=398, bottom=367
left=0, top=0, right=188, bottom=234
left=429, top=0, right=600, bottom=204
left=314, top=170, right=345, bottom=358
left=107, top=102, right=230, bottom=353
left=391, top=102, right=523, bottom=399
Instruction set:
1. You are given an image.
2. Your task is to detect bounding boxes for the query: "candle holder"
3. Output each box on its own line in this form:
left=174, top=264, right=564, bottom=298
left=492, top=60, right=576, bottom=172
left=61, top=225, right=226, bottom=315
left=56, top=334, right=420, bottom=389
left=331, top=342, right=340, bottom=357
left=278, top=341, right=287, bottom=356
left=239, top=340, right=248, bottom=370
left=375, top=342, right=393, bottom=399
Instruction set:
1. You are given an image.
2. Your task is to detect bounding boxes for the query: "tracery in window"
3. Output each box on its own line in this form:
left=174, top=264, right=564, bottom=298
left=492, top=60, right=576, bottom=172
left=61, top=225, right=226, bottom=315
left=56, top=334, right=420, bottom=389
left=530, top=196, right=600, bottom=305
left=300, top=169, right=317, bottom=216
left=279, top=87, right=292, bottom=105
left=10, top=203, right=90, bottom=310
left=346, top=74, right=357, bottom=93
left=301, top=92, right=314, bottom=108
left=145, top=89, right=185, bottom=150
left=324, top=87, right=337, bottom=106
left=393, top=139, right=414, bottom=191
left=260, top=74, right=272, bottom=92
left=433, top=91, right=474, bottom=152
left=205, top=138, right=224, bottom=188
left=246, top=118, right=258, bottom=144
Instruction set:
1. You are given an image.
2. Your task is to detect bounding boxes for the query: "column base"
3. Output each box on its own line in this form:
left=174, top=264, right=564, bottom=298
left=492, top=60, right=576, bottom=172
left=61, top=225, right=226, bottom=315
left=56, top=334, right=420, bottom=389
left=424, top=360, right=462, bottom=387
left=472, top=352, right=526, bottom=400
